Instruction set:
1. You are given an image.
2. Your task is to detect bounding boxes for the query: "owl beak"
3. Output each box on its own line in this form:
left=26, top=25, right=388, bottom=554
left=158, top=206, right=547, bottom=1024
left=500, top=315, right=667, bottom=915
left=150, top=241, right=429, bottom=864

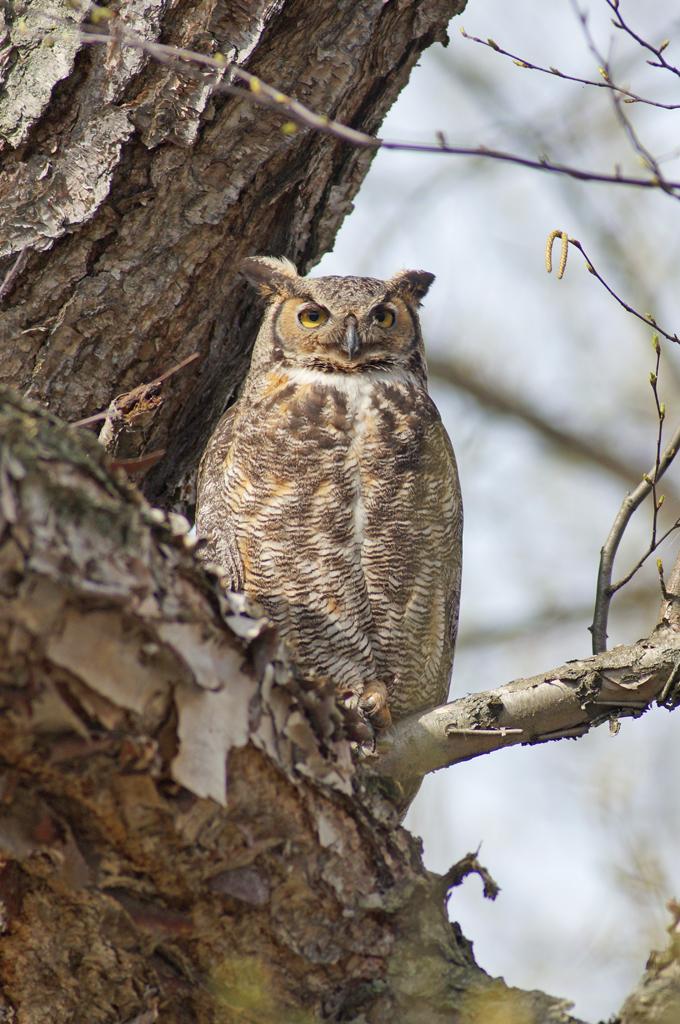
left=342, top=317, right=360, bottom=360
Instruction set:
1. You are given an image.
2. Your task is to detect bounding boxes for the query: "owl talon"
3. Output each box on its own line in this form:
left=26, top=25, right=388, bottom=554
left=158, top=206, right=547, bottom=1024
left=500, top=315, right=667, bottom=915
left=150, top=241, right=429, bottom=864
left=338, top=689, right=373, bottom=743
left=360, top=682, right=392, bottom=731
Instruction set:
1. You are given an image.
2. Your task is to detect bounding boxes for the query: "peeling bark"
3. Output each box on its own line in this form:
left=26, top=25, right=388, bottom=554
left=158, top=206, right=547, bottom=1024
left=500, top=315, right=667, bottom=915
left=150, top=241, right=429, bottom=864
left=0, top=388, right=584, bottom=1023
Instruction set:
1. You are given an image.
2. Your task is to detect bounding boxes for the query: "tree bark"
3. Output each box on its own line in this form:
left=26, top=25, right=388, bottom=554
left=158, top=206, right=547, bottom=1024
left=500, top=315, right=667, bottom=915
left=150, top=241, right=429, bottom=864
left=378, top=631, right=680, bottom=798
left=0, top=0, right=462, bottom=510
left=0, top=388, right=584, bottom=1023
left=2, top=1, right=680, bottom=1021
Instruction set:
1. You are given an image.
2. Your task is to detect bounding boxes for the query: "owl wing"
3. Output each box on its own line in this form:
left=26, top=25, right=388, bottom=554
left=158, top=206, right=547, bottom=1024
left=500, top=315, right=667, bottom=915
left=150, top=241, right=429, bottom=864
left=195, top=404, right=246, bottom=590
left=363, top=396, right=463, bottom=719
left=407, top=410, right=462, bottom=710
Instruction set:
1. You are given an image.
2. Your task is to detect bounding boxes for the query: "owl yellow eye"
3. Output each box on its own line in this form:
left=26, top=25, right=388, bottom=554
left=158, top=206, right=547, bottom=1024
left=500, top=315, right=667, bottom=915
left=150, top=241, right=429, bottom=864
left=373, top=306, right=395, bottom=328
left=297, top=305, right=329, bottom=329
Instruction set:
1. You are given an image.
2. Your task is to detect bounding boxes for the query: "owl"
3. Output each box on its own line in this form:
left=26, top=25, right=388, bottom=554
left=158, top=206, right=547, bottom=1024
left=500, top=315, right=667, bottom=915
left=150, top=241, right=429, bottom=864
left=196, top=257, right=462, bottom=731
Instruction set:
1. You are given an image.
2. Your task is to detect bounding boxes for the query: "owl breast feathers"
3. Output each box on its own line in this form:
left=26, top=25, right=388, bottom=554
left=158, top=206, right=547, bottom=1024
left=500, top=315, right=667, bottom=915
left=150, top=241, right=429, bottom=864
left=196, top=256, right=462, bottom=726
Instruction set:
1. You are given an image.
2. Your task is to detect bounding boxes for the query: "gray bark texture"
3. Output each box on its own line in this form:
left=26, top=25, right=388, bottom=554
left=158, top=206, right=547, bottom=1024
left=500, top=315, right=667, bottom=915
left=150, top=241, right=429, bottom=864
left=0, top=1, right=679, bottom=1022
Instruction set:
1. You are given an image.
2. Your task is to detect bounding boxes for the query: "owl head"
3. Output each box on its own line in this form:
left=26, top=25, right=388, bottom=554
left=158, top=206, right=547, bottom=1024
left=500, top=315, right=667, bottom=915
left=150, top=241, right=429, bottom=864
left=241, top=256, right=434, bottom=374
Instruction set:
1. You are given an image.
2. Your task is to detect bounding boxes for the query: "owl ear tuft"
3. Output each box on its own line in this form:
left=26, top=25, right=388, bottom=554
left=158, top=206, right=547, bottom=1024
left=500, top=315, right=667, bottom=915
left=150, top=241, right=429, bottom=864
left=387, top=269, right=435, bottom=305
left=240, top=255, right=301, bottom=298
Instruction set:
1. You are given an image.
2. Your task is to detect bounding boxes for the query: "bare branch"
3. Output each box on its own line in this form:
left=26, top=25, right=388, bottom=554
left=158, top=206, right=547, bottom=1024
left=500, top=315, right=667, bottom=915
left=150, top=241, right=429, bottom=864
left=33, top=9, right=680, bottom=199
left=570, top=1, right=674, bottom=196
left=71, top=353, right=200, bottom=477
left=71, top=353, right=200, bottom=429
left=605, top=0, right=680, bottom=80
left=461, top=29, right=680, bottom=110
left=557, top=237, right=680, bottom=345
left=590, top=414, right=680, bottom=655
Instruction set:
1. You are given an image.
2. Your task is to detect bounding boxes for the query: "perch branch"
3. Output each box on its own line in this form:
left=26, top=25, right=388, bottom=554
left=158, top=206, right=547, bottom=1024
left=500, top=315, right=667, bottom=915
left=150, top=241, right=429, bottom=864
left=3, top=386, right=680, bottom=818
left=377, top=630, right=680, bottom=795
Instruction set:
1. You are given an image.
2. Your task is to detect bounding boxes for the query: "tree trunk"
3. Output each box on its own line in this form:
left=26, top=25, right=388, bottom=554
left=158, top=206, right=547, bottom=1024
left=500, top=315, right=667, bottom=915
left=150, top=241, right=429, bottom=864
left=0, top=388, right=582, bottom=1023
left=1, top=2, right=679, bottom=1022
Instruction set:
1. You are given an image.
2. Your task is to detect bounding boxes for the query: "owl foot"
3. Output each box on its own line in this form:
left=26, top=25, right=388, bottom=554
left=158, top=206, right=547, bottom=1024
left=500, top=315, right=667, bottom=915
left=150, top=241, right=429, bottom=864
left=360, top=681, right=392, bottom=731
left=339, top=683, right=391, bottom=755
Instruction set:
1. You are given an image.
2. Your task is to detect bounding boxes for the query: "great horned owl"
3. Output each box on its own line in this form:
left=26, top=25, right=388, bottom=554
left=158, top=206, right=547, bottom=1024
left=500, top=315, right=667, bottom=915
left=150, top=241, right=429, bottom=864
left=196, top=257, right=462, bottom=729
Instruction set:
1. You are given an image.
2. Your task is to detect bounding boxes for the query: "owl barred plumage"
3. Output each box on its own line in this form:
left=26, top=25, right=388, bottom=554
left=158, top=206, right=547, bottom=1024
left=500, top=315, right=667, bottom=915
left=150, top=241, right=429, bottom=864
left=196, top=257, right=462, bottom=727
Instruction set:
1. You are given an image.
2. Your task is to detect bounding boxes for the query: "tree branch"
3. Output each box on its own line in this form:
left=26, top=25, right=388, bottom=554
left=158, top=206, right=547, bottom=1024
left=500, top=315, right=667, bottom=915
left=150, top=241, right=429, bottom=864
left=590, top=417, right=680, bottom=654
left=461, top=28, right=680, bottom=110
left=549, top=235, right=680, bottom=345
left=36, top=9, right=680, bottom=198
left=377, top=629, right=680, bottom=801
left=605, top=0, right=680, bottom=81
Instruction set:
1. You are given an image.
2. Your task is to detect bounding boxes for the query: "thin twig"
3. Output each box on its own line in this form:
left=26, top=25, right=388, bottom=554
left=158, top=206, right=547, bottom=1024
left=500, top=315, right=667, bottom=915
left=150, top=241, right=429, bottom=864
left=570, top=1, right=674, bottom=197
left=0, top=249, right=30, bottom=304
left=658, top=659, right=680, bottom=707
left=109, top=449, right=166, bottom=474
left=444, top=726, right=523, bottom=737
left=590, top=398, right=680, bottom=655
left=565, top=238, right=680, bottom=345
left=591, top=699, right=648, bottom=707
left=611, top=519, right=680, bottom=594
left=605, top=348, right=680, bottom=595
left=605, top=0, right=680, bottom=80
left=461, top=29, right=680, bottom=110
left=71, top=352, right=200, bottom=428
